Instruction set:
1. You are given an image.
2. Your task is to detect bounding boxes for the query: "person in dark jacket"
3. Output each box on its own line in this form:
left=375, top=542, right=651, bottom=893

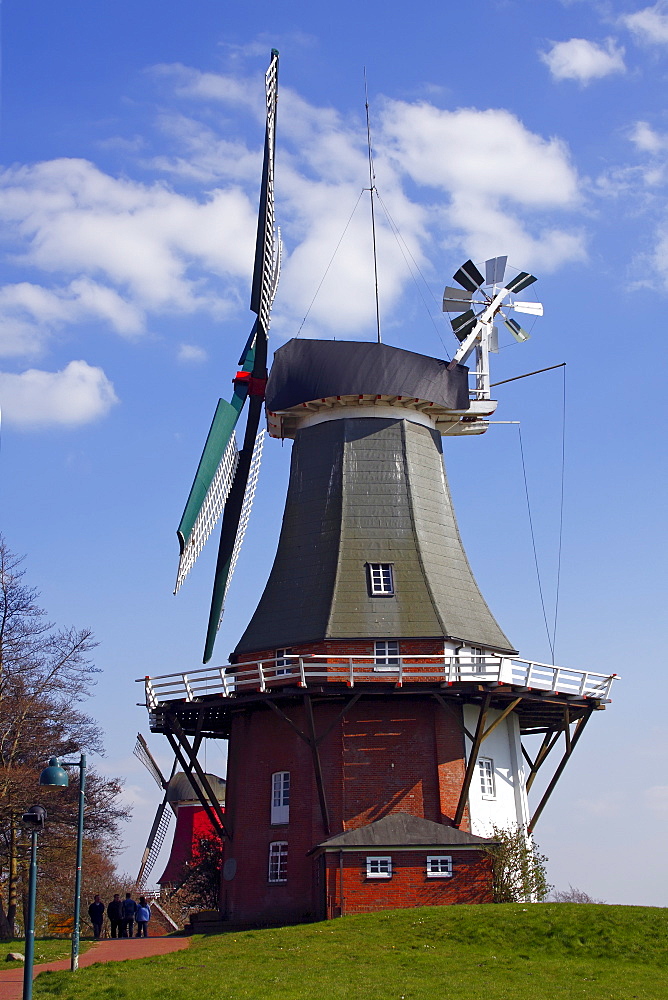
left=106, top=894, right=123, bottom=939
left=121, top=892, right=137, bottom=938
left=87, top=895, right=104, bottom=939
left=135, top=896, right=151, bottom=938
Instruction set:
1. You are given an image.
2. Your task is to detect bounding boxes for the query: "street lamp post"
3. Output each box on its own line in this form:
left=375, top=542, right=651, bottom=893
left=21, top=805, right=47, bottom=1000
left=39, top=755, right=86, bottom=971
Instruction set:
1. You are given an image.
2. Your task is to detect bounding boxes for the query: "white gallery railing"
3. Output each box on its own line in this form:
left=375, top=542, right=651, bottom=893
left=138, top=655, right=617, bottom=711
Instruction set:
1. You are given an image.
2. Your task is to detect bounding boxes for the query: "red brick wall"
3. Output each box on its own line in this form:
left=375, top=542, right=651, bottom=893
left=234, top=637, right=452, bottom=663
left=324, top=850, right=493, bottom=917
left=222, top=694, right=470, bottom=923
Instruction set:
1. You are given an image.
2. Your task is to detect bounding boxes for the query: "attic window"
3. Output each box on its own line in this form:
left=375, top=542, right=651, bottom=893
left=367, top=563, right=394, bottom=596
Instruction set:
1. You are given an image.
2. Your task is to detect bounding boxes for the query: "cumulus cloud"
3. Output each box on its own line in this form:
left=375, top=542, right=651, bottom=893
left=381, top=102, right=584, bottom=271
left=0, top=360, right=118, bottom=428
left=177, top=343, right=208, bottom=363
left=629, top=121, right=668, bottom=153
left=0, top=69, right=587, bottom=354
left=622, top=3, right=668, bottom=44
left=0, top=158, right=257, bottom=313
left=0, top=279, right=144, bottom=358
left=541, top=37, right=626, bottom=84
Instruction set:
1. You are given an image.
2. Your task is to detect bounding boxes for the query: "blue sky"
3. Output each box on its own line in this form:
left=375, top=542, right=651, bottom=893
left=1, top=0, right=666, bottom=904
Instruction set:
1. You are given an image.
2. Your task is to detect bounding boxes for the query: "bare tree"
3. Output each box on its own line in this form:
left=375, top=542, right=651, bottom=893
left=0, top=536, right=127, bottom=939
left=550, top=885, right=605, bottom=904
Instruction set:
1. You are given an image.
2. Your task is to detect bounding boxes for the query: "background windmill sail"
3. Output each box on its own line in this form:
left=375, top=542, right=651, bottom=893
left=173, top=49, right=280, bottom=664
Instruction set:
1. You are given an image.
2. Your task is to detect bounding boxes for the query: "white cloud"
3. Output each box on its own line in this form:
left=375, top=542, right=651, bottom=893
left=0, top=159, right=257, bottom=314
left=622, top=3, right=668, bottom=45
left=643, top=785, right=668, bottom=814
left=380, top=102, right=584, bottom=272
left=0, top=73, right=587, bottom=354
left=629, top=120, right=668, bottom=153
left=540, top=37, right=626, bottom=84
left=0, top=360, right=118, bottom=427
left=0, top=279, right=145, bottom=359
left=177, top=343, right=208, bottom=363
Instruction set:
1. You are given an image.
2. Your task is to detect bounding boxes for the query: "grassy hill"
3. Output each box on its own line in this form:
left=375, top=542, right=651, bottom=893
left=33, top=903, right=668, bottom=1000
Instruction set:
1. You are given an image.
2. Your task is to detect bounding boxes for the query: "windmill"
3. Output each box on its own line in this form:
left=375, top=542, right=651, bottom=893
left=134, top=734, right=226, bottom=891
left=140, top=53, right=617, bottom=926
left=174, top=48, right=280, bottom=664
left=133, top=734, right=176, bottom=890
left=442, top=256, right=543, bottom=399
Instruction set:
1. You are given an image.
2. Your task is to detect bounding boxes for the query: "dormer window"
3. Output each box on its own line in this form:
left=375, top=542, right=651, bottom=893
left=367, top=563, right=394, bottom=596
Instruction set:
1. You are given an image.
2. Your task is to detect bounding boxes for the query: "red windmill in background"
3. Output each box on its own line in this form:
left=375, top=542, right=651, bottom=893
left=138, top=50, right=618, bottom=924
left=134, top=734, right=225, bottom=891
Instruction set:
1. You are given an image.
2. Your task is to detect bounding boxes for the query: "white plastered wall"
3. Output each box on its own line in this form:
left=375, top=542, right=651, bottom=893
left=463, top=705, right=529, bottom=837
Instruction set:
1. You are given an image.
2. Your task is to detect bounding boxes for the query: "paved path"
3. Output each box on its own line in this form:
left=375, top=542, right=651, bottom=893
left=0, top=935, right=191, bottom=999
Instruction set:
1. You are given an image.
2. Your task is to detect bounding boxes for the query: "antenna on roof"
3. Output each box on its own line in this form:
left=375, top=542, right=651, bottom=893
left=364, top=69, right=382, bottom=344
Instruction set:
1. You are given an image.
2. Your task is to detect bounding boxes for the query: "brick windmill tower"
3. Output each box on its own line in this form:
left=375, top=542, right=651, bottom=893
left=141, top=51, right=617, bottom=923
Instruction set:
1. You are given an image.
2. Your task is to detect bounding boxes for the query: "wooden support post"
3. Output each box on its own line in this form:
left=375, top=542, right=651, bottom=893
left=453, top=693, right=491, bottom=828
left=304, top=694, right=331, bottom=836
left=564, top=706, right=571, bottom=754
left=480, top=697, right=522, bottom=741
left=525, top=728, right=560, bottom=792
left=167, top=716, right=232, bottom=839
left=432, top=694, right=475, bottom=742
left=316, top=692, right=362, bottom=746
left=263, top=697, right=310, bottom=744
left=165, top=730, right=229, bottom=841
left=528, top=707, right=594, bottom=833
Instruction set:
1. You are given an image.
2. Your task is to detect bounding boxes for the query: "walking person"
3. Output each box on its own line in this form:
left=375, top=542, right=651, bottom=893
left=121, top=892, right=137, bottom=938
left=135, top=896, right=151, bottom=938
left=107, top=894, right=123, bottom=939
left=88, top=894, right=105, bottom=939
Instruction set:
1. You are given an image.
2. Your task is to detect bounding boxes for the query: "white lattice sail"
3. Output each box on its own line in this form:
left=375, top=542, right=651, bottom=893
left=175, top=434, right=239, bottom=594
left=218, top=430, right=266, bottom=627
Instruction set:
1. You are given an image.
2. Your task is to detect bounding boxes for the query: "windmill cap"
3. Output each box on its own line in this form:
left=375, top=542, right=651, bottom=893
left=166, top=771, right=226, bottom=804
left=265, top=339, right=470, bottom=413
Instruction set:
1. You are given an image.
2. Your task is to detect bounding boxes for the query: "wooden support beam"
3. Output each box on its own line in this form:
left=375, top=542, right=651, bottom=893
left=167, top=715, right=232, bottom=839
left=304, top=694, right=331, bottom=837
left=316, top=692, right=362, bottom=746
left=521, top=744, right=535, bottom=771
left=480, top=697, right=522, bottom=741
left=453, top=693, right=491, bottom=828
left=165, top=730, right=229, bottom=841
left=525, top=728, right=560, bottom=792
left=564, top=706, right=571, bottom=754
left=263, top=697, right=310, bottom=745
left=528, top=707, right=594, bottom=833
left=432, top=694, right=475, bottom=742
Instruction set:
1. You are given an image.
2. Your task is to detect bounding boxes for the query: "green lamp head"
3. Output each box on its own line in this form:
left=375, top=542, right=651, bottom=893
left=39, top=757, right=69, bottom=788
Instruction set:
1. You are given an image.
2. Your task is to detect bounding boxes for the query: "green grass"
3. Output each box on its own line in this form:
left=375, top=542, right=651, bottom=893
left=3, top=937, right=95, bottom=965
left=32, top=904, right=668, bottom=1000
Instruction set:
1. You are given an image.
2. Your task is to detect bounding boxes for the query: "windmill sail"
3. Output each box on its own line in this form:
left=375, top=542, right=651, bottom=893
left=136, top=801, right=172, bottom=889
left=201, top=49, right=280, bottom=663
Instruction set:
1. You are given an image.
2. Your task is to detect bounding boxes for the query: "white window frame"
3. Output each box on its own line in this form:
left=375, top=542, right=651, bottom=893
left=478, top=757, right=496, bottom=799
left=366, top=856, right=392, bottom=879
left=470, top=646, right=484, bottom=672
left=426, top=855, right=453, bottom=878
left=268, top=841, right=288, bottom=883
left=374, top=639, right=400, bottom=671
left=367, top=563, right=394, bottom=597
left=275, top=647, right=295, bottom=676
left=271, top=771, right=290, bottom=825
